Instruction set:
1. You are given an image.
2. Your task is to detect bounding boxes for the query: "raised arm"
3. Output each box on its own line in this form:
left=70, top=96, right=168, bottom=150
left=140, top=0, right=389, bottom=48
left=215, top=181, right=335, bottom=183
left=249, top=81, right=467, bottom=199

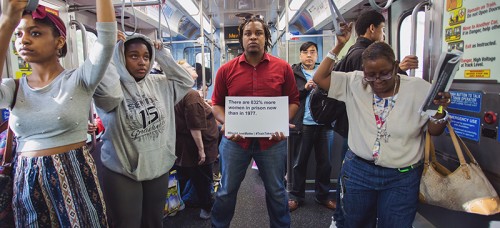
left=313, top=22, right=352, bottom=91
left=154, top=45, right=194, bottom=104
left=96, top=0, right=116, bottom=22
left=0, top=0, right=27, bottom=81
left=81, top=0, right=117, bottom=89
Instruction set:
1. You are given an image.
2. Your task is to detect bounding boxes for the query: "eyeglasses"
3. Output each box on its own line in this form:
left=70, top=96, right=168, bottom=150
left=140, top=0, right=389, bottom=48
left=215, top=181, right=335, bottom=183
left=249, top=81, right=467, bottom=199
left=300, top=50, right=317, bottom=55
left=363, top=61, right=398, bottom=82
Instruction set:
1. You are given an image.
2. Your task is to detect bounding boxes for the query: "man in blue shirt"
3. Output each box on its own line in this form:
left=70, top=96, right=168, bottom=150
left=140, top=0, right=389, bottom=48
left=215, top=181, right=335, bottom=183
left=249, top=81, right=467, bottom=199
left=288, top=41, right=336, bottom=212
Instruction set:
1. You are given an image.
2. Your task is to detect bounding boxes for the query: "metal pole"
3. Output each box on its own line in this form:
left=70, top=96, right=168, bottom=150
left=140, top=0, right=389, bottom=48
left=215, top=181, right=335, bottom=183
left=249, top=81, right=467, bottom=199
left=291, top=34, right=336, bottom=38
left=284, top=0, right=292, bottom=192
left=209, top=15, right=215, bottom=94
left=199, top=0, right=206, bottom=93
left=70, top=19, right=96, bottom=150
left=410, top=1, right=430, bottom=76
left=163, top=39, right=200, bottom=44
left=285, top=0, right=290, bottom=63
left=68, top=0, right=162, bottom=12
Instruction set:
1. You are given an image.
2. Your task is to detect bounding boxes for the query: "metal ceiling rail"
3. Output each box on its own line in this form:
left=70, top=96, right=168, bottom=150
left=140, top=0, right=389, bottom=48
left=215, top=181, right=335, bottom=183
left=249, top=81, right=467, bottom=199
left=290, top=33, right=336, bottom=38
left=68, top=0, right=162, bottom=12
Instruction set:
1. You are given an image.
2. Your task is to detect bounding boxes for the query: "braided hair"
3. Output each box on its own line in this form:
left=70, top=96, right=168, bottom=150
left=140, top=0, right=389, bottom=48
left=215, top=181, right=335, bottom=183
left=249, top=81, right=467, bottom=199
left=238, top=17, right=272, bottom=53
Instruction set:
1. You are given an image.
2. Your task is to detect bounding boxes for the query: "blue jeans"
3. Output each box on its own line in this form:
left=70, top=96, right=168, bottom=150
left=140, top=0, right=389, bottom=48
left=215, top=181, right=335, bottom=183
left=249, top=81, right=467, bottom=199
left=177, top=164, right=214, bottom=211
left=340, top=150, right=422, bottom=228
left=333, top=137, right=349, bottom=227
left=289, top=125, right=333, bottom=202
left=211, top=138, right=290, bottom=228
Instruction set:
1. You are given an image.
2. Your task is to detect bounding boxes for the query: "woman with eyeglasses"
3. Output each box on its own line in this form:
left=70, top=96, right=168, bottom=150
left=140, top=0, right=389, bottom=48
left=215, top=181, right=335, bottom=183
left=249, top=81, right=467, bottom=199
left=0, top=0, right=116, bottom=226
left=314, top=41, right=452, bottom=228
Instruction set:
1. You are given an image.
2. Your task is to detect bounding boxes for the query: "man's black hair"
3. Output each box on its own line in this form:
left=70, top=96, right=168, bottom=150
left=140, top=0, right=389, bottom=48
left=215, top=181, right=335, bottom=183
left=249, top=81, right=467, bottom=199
left=238, top=17, right=272, bottom=52
left=299, top=41, right=318, bottom=52
left=355, top=10, right=386, bottom=37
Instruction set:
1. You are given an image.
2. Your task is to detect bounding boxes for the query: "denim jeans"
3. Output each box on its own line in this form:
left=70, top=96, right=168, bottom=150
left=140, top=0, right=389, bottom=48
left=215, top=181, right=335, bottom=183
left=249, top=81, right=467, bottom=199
left=340, top=150, right=422, bottom=228
left=333, top=137, right=349, bottom=227
left=289, top=125, right=334, bottom=202
left=177, top=163, right=214, bottom=211
left=211, top=138, right=290, bottom=228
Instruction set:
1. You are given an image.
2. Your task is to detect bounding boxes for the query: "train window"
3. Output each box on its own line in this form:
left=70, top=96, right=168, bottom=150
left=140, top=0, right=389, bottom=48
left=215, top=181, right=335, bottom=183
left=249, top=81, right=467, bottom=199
left=75, top=30, right=97, bottom=66
left=183, top=46, right=212, bottom=88
left=399, top=11, right=425, bottom=78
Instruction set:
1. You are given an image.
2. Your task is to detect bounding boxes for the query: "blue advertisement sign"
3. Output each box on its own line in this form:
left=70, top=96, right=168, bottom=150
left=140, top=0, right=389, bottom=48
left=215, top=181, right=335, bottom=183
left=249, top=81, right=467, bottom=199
left=448, top=91, right=482, bottom=113
left=448, top=113, right=481, bottom=142
left=1, top=109, right=9, bottom=122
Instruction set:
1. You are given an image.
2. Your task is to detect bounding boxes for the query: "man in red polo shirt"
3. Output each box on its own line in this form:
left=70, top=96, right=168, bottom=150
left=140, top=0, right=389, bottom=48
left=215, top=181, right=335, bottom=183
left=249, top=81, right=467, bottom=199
left=211, top=16, right=299, bottom=228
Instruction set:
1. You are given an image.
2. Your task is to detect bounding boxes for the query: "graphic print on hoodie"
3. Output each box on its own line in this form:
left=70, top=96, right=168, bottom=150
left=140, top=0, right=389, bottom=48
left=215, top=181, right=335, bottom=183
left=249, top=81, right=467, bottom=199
left=126, top=93, right=165, bottom=140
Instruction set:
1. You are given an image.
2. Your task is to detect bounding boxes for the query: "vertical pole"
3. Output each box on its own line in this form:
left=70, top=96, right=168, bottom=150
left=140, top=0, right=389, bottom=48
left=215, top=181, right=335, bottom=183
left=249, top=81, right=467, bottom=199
left=199, top=0, right=206, bottom=92
left=284, top=0, right=292, bottom=192
left=209, top=15, right=215, bottom=96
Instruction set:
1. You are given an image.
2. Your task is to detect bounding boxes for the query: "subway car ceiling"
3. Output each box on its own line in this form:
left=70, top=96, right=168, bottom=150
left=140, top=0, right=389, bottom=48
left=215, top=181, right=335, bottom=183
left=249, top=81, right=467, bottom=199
left=66, top=0, right=388, bottom=40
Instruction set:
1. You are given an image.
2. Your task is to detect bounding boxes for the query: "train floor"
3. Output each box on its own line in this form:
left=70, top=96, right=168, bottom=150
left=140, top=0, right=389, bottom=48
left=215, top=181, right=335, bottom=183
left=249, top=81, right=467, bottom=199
left=91, top=143, right=433, bottom=228
left=162, top=163, right=334, bottom=227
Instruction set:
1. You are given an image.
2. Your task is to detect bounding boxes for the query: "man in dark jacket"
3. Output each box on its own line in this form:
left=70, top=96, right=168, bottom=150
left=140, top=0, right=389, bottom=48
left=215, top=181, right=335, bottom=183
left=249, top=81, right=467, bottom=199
left=332, top=10, right=419, bottom=228
left=288, top=41, right=336, bottom=212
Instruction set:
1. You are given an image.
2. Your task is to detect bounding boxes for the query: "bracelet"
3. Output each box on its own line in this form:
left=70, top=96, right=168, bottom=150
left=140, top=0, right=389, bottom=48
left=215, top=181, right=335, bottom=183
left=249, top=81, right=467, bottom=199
left=429, top=110, right=450, bottom=124
left=326, top=51, right=338, bottom=61
left=437, top=105, right=443, bottom=114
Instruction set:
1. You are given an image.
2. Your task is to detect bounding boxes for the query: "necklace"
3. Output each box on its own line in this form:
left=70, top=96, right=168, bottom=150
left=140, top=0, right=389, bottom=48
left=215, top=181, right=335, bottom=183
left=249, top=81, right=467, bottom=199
left=372, top=76, right=399, bottom=160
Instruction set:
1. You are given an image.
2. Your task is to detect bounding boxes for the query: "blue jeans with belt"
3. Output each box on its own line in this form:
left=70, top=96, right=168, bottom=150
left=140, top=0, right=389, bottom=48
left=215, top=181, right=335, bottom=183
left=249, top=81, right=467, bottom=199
left=340, top=150, right=423, bottom=228
left=211, top=138, right=290, bottom=228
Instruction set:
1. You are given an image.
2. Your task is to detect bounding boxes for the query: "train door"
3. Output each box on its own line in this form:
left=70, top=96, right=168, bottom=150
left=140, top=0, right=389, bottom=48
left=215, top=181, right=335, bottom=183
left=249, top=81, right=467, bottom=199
left=391, top=0, right=500, bottom=227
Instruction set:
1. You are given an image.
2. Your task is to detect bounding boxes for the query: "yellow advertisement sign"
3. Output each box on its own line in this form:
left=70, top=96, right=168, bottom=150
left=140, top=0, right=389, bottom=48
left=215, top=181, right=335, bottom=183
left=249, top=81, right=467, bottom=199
left=447, top=0, right=463, bottom=11
left=464, top=69, right=490, bottom=78
left=448, top=8, right=466, bottom=26
left=445, top=25, right=462, bottom=42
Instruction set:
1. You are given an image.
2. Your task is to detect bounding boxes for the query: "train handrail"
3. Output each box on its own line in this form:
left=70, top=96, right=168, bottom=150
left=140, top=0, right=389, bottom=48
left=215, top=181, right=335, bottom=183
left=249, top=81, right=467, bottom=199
left=328, top=0, right=346, bottom=35
left=368, top=0, right=394, bottom=11
left=410, top=1, right=430, bottom=77
left=68, top=0, right=162, bottom=12
left=70, top=19, right=96, bottom=149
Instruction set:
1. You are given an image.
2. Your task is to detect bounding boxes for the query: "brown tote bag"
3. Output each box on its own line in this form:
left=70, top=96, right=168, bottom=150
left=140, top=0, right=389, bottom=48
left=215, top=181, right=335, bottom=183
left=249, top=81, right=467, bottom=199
left=419, top=123, right=500, bottom=215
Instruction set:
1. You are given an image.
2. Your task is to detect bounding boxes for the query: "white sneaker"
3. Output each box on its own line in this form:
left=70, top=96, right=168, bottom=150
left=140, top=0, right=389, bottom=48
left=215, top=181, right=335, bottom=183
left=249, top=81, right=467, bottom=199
left=200, top=209, right=211, bottom=219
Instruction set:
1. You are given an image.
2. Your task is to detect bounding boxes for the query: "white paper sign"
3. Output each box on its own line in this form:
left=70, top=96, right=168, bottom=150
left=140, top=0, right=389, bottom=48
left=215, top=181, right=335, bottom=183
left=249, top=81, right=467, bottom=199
left=224, top=96, right=289, bottom=137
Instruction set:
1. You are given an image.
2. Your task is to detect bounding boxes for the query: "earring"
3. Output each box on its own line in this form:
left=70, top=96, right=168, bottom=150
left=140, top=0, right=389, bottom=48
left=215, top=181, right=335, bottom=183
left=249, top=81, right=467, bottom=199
left=57, top=49, right=62, bottom=57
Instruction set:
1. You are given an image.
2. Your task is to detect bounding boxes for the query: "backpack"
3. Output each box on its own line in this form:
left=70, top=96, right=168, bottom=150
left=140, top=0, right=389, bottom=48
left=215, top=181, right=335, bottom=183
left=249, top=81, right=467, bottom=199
left=309, top=87, right=345, bottom=125
left=309, top=46, right=364, bottom=125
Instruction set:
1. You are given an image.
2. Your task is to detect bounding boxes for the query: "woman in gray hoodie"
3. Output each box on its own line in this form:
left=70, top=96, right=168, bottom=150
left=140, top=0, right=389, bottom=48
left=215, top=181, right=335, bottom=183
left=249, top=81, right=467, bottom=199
left=93, top=34, right=193, bottom=227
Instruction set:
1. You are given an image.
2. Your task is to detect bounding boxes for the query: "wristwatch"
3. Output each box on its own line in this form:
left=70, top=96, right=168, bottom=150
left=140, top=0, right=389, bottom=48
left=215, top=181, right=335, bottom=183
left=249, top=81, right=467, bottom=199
left=326, top=51, right=338, bottom=61
left=429, top=110, right=451, bottom=124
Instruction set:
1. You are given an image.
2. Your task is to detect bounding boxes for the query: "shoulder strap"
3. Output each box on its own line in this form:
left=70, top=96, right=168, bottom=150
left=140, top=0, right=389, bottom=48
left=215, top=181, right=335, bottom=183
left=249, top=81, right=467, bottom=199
left=1, top=79, right=20, bottom=170
left=334, top=46, right=365, bottom=71
left=12, top=79, right=19, bottom=109
left=344, top=46, right=364, bottom=59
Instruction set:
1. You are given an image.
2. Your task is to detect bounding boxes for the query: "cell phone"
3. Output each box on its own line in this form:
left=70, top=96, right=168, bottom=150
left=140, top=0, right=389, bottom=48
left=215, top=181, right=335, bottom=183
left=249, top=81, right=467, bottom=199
left=25, top=0, right=39, bottom=12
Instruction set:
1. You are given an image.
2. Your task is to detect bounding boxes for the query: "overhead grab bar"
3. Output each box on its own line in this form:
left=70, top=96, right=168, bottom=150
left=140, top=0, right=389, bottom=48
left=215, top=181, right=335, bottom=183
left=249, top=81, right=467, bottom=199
left=290, top=33, right=336, bottom=38
left=70, top=19, right=96, bottom=150
left=70, top=20, right=88, bottom=59
left=328, top=0, right=346, bottom=35
left=409, top=1, right=430, bottom=77
left=368, top=0, right=394, bottom=11
left=68, top=0, right=162, bottom=12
